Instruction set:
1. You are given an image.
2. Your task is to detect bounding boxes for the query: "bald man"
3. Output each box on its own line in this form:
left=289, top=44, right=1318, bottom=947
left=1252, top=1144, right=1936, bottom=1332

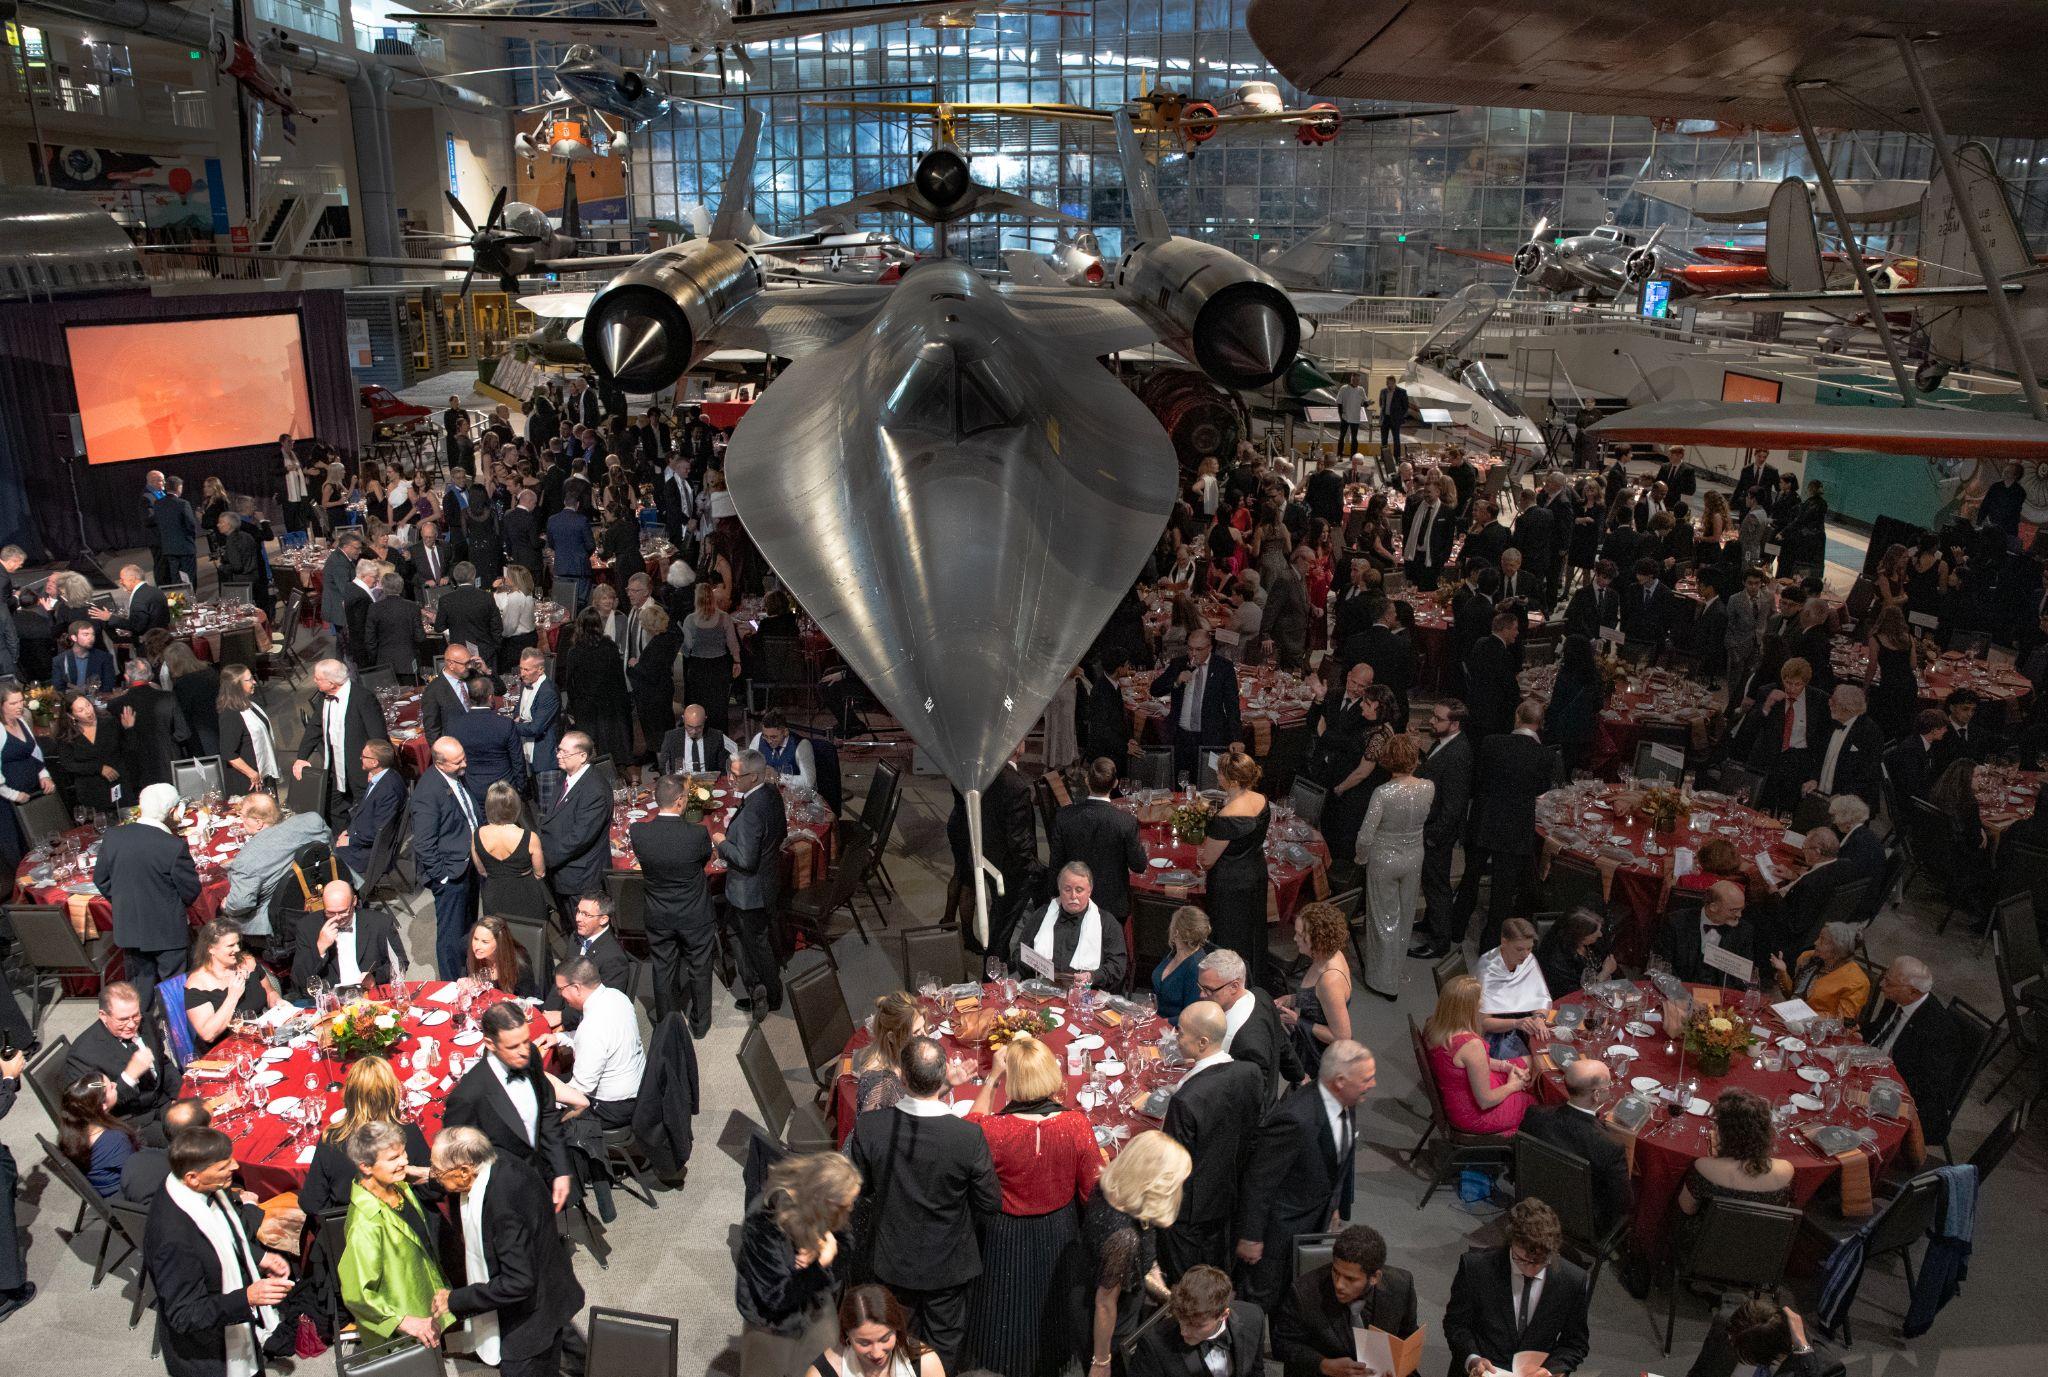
left=1651, top=879, right=1757, bottom=989
left=1515, top=1059, right=1630, bottom=1233
left=1161, top=1000, right=1267, bottom=1281
left=292, top=878, right=402, bottom=993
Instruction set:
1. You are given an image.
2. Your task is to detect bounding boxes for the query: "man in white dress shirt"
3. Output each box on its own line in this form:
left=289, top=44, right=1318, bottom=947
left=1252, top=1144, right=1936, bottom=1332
left=540, top=956, right=645, bottom=1222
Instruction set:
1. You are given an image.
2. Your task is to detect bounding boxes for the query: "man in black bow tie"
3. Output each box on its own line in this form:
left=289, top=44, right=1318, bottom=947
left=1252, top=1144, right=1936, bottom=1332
left=1132, top=1265, right=1266, bottom=1377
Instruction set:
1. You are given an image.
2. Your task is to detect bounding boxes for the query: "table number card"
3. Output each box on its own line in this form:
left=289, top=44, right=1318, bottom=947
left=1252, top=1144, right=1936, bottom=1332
left=1018, top=943, right=1056, bottom=980
left=1699, top=940, right=1754, bottom=986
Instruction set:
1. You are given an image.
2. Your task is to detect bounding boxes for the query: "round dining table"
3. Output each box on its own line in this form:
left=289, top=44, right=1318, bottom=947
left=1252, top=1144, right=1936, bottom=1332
left=177, top=980, right=552, bottom=1199
left=1116, top=664, right=1316, bottom=742
left=1407, top=581, right=1545, bottom=692
left=1830, top=637, right=2033, bottom=707
left=1114, top=792, right=1333, bottom=922
left=1974, top=762, right=2042, bottom=841
left=830, top=978, right=1180, bottom=1146
left=1533, top=783, right=1804, bottom=967
left=588, top=535, right=681, bottom=590
left=606, top=776, right=838, bottom=892
left=174, top=603, right=272, bottom=663
left=1517, top=662, right=1721, bottom=778
left=1533, top=981, right=1912, bottom=1259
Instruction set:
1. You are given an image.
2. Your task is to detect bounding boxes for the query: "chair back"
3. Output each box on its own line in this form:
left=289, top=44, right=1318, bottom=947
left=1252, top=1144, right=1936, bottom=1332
left=9, top=904, right=96, bottom=977
left=1993, top=888, right=2045, bottom=981
left=1942, top=998, right=1996, bottom=1132
left=1513, top=1130, right=1602, bottom=1251
left=1631, top=739, right=1684, bottom=784
left=171, top=756, right=224, bottom=803
left=285, top=764, right=327, bottom=817
left=36, top=1132, right=130, bottom=1237
left=1681, top=1199, right=1802, bottom=1288
left=603, top=869, right=648, bottom=943
left=1814, top=876, right=1876, bottom=932
left=504, top=915, right=553, bottom=990
left=24, top=1034, right=71, bottom=1123
left=1864, top=1171, right=1945, bottom=1259
left=1703, top=763, right=1763, bottom=807
left=1431, top=947, right=1469, bottom=992
left=1538, top=856, right=1607, bottom=921
left=1291, top=1231, right=1337, bottom=1282
left=586, top=1307, right=681, bottom=1377
left=737, top=1023, right=796, bottom=1141
left=1326, top=885, right=1364, bottom=923
left=1289, top=776, right=1327, bottom=827
left=859, top=762, right=901, bottom=836
left=1408, top=1016, right=1452, bottom=1129
left=1130, top=892, right=1182, bottom=983
left=155, top=972, right=195, bottom=1066
left=15, top=792, right=68, bottom=849
left=785, top=962, right=855, bottom=1080
left=1786, top=792, right=1832, bottom=835
left=1132, top=746, right=1173, bottom=790
left=358, top=666, right=400, bottom=693
left=1968, top=1103, right=2028, bottom=1186
left=218, top=581, right=254, bottom=607
left=892, top=925, right=964, bottom=989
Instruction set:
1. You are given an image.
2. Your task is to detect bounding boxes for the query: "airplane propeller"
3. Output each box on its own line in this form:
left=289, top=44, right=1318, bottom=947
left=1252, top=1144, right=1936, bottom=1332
left=447, top=186, right=542, bottom=297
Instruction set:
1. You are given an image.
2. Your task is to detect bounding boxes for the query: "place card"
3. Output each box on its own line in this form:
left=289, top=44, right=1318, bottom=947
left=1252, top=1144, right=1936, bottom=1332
left=1700, top=941, right=1755, bottom=985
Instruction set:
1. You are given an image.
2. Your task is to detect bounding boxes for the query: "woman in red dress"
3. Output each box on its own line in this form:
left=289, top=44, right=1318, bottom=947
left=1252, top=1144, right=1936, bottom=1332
left=962, top=1035, right=1103, bottom=1377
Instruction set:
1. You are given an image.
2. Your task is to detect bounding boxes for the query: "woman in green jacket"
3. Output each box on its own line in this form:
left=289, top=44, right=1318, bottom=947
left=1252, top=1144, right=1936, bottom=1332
left=337, top=1120, right=456, bottom=1351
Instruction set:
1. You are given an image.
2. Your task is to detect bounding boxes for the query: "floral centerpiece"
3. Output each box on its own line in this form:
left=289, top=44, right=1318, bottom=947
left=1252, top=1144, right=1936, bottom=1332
left=328, top=999, right=404, bottom=1060
left=1634, top=784, right=1690, bottom=837
left=1682, top=1006, right=1755, bottom=1078
left=165, top=588, right=190, bottom=619
left=1169, top=798, right=1210, bottom=846
left=677, top=779, right=718, bottom=823
left=984, top=1008, right=1058, bottom=1053
left=1595, top=655, right=1628, bottom=692
left=23, top=684, right=57, bottom=732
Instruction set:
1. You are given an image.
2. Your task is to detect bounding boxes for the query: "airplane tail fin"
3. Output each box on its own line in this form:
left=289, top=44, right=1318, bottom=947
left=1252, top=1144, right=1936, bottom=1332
left=1765, top=177, right=1825, bottom=292
left=1265, top=229, right=1341, bottom=286
left=1919, top=140, right=2032, bottom=287
left=684, top=203, right=713, bottom=238
left=1114, top=111, right=1172, bottom=242
left=710, top=109, right=762, bottom=243
left=561, top=162, right=581, bottom=244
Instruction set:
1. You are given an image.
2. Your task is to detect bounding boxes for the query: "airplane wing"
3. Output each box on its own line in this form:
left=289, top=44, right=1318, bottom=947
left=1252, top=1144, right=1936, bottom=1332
left=996, top=286, right=1159, bottom=356
left=804, top=99, right=1106, bottom=121
left=1002, top=250, right=1066, bottom=286
left=1587, top=399, right=2048, bottom=461
left=1701, top=281, right=2032, bottom=313
left=1432, top=245, right=1518, bottom=267
left=716, top=284, right=902, bottom=360
left=1209, top=105, right=1459, bottom=127
left=518, top=292, right=596, bottom=319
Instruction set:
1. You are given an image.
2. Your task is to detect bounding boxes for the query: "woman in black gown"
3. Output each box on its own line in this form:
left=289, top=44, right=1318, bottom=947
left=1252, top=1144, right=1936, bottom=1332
left=629, top=602, right=684, bottom=764
left=0, top=686, right=56, bottom=872
left=1072, top=1130, right=1187, bottom=1377
left=182, top=919, right=282, bottom=1056
left=471, top=781, right=552, bottom=925
left=1865, top=605, right=1923, bottom=741
left=1197, top=747, right=1274, bottom=990
left=51, top=691, right=123, bottom=817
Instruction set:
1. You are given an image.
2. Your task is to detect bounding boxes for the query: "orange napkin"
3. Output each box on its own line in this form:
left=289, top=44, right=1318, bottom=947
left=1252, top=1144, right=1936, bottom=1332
left=1834, top=1149, right=1873, bottom=1218
left=1048, top=774, right=1071, bottom=806
left=1250, top=718, right=1272, bottom=757
left=1311, top=865, right=1331, bottom=899
left=1163, top=884, right=1190, bottom=900
left=66, top=893, right=98, bottom=939
left=1098, top=1008, right=1125, bottom=1027
left=1265, top=883, right=1281, bottom=921
left=1602, top=1112, right=1642, bottom=1174
left=837, top=1054, right=855, bottom=1079
left=1901, top=1096, right=1927, bottom=1168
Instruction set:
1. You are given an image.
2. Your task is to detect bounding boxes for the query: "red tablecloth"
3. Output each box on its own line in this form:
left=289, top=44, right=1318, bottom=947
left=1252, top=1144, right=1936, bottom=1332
left=607, top=776, right=836, bottom=891
left=1831, top=637, right=2033, bottom=707
left=587, top=541, right=678, bottom=590
left=1534, top=785, right=1803, bottom=967
left=830, top=980, right=1175, bottom=1146
left=1116, top=796, right=1331, bottom=921
left=1117, top=665, right=1314, bottom=744
left=14, top=821, right=239, bottom=989
left=1409, top=589, right=1546, bottom=693
left=1977, top=765, right=2041, bottom=839
left=275, top=548, right=328, bottom=626
left=177, top=980, right=551, bottom=1199
left=1534, top=982, right=1910, bottom=1260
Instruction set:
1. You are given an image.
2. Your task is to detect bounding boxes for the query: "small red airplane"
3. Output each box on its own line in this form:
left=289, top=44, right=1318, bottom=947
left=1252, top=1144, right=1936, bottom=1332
left=213, top=33, right=313, bottom=124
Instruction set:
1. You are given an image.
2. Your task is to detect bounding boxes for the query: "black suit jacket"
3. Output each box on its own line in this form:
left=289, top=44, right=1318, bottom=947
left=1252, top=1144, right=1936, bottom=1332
left=1162, top=1057, right=1266, bottom=1227
left=1402, top=502, right=1457, bottom=571
left=67, top=1018, right=176, bottom=1118
left=438, top=584, right=504, bottom=663
left=541, top=769, right=614, bottom=901
left=657, top=727, right=730, bottom=777
left=1858, top=995, right=1966, bottom=1143
left=1007, top=900, right=1131, bottom=989
left=1150, top=654, right=1242, bottom=747
left=1048, top=798, right=1146, bottom=918
left=1882, top=737, right=1940, bottom=805
left=1442, top=1246, right=1591, bottom=1377
left=1226, top=991, right=1306, bottom=1100
left=1621, top=580, right=1678, bottom=647
left=342, top=579, right=372, bottom=651
left=1470, top=733, right=1552, bottom=857
left=1238, top=1080, right=1355, bottom=1248
left=112, top=583, right=172, bottom=639
left=143, top=1188, right=273, bottom=1377
left=112, top=681, right=186, bottom=789
left=632, top=815, right=716, bottom=931
left=443, top=1054, right=572, bottom=1180
left=1354, top=624, right=1417, bottom=715
left=335, top=768, right=408, bottom=881
left=440, top=1153, right=586, bottom=1360
left=364, top=595, right=426, bottom=676
left=1132, top=1300, right=1266, bottom=1377
left=1652, top=915, right=1759, bottom=990
left=1563, top=584, right=1620, bottom=642
left=290, top=903, right=400, bottom=993
left=1464, top=635, right=1521, bottom=741
left=845, top=1104, right=1002, bottom=1290
left=295, top=682, right=390, bottom=798
left=1814, top=714, right=1885, bottom=808
left=717, top=782, right=788, bottom=911
left=1275, top=1265, right=1419, bottom=1377
left=411, top=766, right=478, bottom=888
left=93, top=821, right=202, bottom=953
left=420, top=673, right=470, bottom=744
left=502, top=508, right=543, bottom=573
left=447, top=706, right=527, bottom=802
left=557, top=927, right=633, bottom=996
left=1419, top=731, right=1476, bottom=847
left=1305, top=469, right=1346, bottom=528
left=1516, top=1103, right=1631, bottom=1234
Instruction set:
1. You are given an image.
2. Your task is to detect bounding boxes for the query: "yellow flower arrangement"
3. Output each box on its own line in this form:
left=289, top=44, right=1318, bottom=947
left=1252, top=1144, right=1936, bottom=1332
left=985, top=1009, right=1056, bottom=1053
left=329, top=1000, right=404, bottom=1059
left=1682, top=1007, right=1754, bottom=1077
left=681, top=781, right=718, bottom=824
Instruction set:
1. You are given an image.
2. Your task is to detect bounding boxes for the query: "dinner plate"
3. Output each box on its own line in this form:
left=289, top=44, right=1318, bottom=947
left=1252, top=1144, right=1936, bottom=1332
left=1777, top=1036, right=1808, bottom=1051
left=1602, top=1044, right=1640, bottom=1060
left=1626, top=1021, right=1655, bottom=1037
left=1789, top=1093, right=1824, bottom=1112
left=1148, top=857, right=1173, bottom=868
left=948, top=1100, right=972, bottom=1117
left=712, top=790, right=728, bottom=799
left=1098, top=1059, right=1126, bottom=1076
left=1042, top=1011, right=1065, bottom=1028
left=416, top=1010, right=451, bottom=1026
left=252, top=1069, right=284, bottom=1088
left=627, top=809, right=649, bottom=821
left=265, top=1096, right=301, bottom=1117
left=261, top=1046, right=293, bottom=1062
left=452, top=1030, right=483, bottom=1047
left=1797, top=1065, right=1832, bottom=1084
left=1069, top=1034, right=1105, bottom=1051
left=1630, top=1076, right=1661, bottom=1093
left=1643, top=1009, right=1662, bottom=1023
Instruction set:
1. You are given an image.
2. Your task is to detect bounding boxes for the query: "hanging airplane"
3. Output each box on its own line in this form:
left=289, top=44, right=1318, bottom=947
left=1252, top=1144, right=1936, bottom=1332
left=401, top=44, right=730, bottom=160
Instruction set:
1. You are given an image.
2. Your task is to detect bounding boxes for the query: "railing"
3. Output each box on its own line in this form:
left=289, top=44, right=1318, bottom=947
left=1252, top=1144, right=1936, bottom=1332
left=254, top=0, right=342, bottom=43
left=3, top=71, right=216, bottom=130
left=352, top=21, right=444, bottom=61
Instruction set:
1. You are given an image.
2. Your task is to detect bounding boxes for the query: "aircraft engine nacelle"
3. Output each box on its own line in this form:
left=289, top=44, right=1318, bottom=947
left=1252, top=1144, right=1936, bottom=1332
left=1113, top=236, right=1301, bottom=390
left=583, top=238, right=764, bottom=394
left=1294, top=101, right=1341, bottom=145
left=1178, top=101, right=1221, bottom=143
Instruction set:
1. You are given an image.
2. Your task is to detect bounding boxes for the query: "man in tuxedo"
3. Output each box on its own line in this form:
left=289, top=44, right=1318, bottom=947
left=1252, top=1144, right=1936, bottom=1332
left=292, top=659, right=391, bottom=824
left=1464, top=503, right=1514, bottom=571
left=1882, top=709, right=1950, bottom=808
left=1161, top=1001, right=1267, bottom=1280
left=215, top=510, right=273, bottom=619
left=420, top=641, right=476, bottom=742
left=1808, top=685, right=1884, bottom=811
left=412, top=736, right=481, bottom=979
left=1512, top=492, right=1558, bottom=609
left=659, top=702, right=734, bottom=777
left=363, top=571, right=426, bottom=680
left=1402, top=480, right=1456, bottom=592
left=1859, top=956, right=1966, bottom=1144
left=157, top=478, right=200, bottom=592
left=845, top=1037, right=1001, bottom=1371
left=1413, top=700, right=1476, bottom=958
left=1305, top=454, right=1345, bottom=530
left=1443, top=1200, right=1591, bottom=1377
left=1274, top=1224, right=1419, bottom=1377
left=1652, top=881, right=1757, bottom=989
left=142, top=1128, right=294, bottom=1377
left=1233, top=1041, right=1377, bottom=1309
left=334, top=740, right=408, bottom=888
left=321, top=532, right=365, bottom=654
left=509, top=647, right=562, bottom=778
left=1688, top=1298, right=1845, bottom=1377
left=540, top=731, right=612, bottom=914
left=429, top=1128, right=587, bottom=1377
left=292, top=878, right=402, bottom=993
left=1377, top=375, right=1410, bottom=462
left=1562, top=559, right=1620, bottom=644
left=443, top=1001, right=574, bottom=1213
left=93, top=784, right=202, bottom=1014
left=340, top=555, right=375, bottom=656
left=1132, top=1265, right=1266, bottom=1377
left=1150, top=630, right=1242, bottom=783
left=1330, top=563, right=1378, bottom=647
left=502, top=491, right=544, bottom=579
left=1047, top=757, right=1146, bottom=925
left=1463, top=610, right=1522, bottom=742
left=568, top=376, right=602, bottom=430
left=1009, top=862, right=1130, bottom=988
left=89, top=564, right=171, bottom=645
left=634, top=775, right=718, bottom=1034
left=438, top=562, right=505, bottom=670
left=658, top=453, right=696, bottom=549
left=1516, top=1060, right=1630, bottom=1235
left=448, top=675, right=527, bottom=804
left=1448, top=564, right=1497, bottom=680
left=717, top=746, right=789, bottom=1015
left=65, top=982, right=176, bottom=1128
left=1197, top=948, right=1304, bottom=1099
left=1933, top=689, right=1997, bottom=770
left=1731, top=450, right=1781, bottom=511
left=1768, top=831, right=1851, bottom=961
left=112, top=657, right=186, bottom=790
left=409, top=519, right=452, bottom=595
left=1453, top=701, right=1552, bottom=951
left=1621, top=556, right=1677, bottom=648
left=1344, top=595, right=1417, bottom=728
left=50, top=618, right=117, bottom=693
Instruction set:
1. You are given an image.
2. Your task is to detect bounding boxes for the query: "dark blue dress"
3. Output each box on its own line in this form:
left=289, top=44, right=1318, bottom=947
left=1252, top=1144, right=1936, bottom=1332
left=0, top=721, right=49, bottom=866
left=1150, top=943, right=1212, bottom=1022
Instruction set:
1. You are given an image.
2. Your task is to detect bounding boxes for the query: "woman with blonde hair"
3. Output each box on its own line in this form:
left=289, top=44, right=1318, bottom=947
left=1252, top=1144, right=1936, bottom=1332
left=1150, top=905, right=1212, bottom=1021
left=1422, top=975, right=1532, bottom=1135
left=964, top=1036, right=1102, bottom=1376
left=1079, top=1130, right=1189, bottom=1375
left=852, top=992, right=924, bottom=1113
left=630, top=597, right=683, bottom=755
left=1352, top=730, right=1432, bottom=998
left=298, top=1054, right=432, bottom=1217
left=738, top=1151, right=861, bottom=1377
left=1198, top=746, right=1272, bottom=987
left=680, top=578, right=744, bottom=735
left=493, top=562, right=540, bottom=670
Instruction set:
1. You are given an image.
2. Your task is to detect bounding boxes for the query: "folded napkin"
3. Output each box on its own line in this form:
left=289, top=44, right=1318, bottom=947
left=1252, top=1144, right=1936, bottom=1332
left=1834, top=1148, right=1873, bottom=1218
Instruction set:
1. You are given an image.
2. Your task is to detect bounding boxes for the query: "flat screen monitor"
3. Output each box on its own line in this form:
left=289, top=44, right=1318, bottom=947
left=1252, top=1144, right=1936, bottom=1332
left=1640, top=280, right=1671, bottom=318
left=1720, top=371, right=1783, bottom=405
left=66, top=313, right=314, bottom=465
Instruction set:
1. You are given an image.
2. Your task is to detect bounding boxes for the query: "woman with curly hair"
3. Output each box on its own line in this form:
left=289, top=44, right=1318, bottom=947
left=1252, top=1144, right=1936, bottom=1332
left=1277, top=900, right=1355, bottom=1073
left=1674, top=1088, right=1794, bottom=1257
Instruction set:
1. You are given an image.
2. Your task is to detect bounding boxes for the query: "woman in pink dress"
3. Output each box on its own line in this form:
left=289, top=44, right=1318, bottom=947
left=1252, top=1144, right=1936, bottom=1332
left=1422, top=974, right=1534, bottom=1135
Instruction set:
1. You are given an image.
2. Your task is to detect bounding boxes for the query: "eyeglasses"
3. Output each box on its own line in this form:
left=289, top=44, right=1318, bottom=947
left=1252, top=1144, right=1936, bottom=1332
left=1197, top=981, right=1231, bottom=998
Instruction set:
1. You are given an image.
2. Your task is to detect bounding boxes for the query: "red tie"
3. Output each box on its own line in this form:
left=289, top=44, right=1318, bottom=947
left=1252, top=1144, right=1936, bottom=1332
left=559, top=779, right=571, bottom=806
left=1782, top=700, right=1795, bottom=750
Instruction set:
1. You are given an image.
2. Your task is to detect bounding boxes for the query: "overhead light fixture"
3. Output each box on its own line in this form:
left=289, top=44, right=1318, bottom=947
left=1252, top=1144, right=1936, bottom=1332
left=1791, top=78, right=1829, bottom=90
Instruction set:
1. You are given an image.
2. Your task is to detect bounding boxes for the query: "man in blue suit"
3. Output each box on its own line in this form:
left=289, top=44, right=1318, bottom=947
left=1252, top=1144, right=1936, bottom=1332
left=544, top=484, right=595, bottom=613
left=512, top=647, right=562, bottom=783
left=1148, top=629, right=1242, bottom=782
left=333, top=739, right=408, bottom=888
left=51, top=620, right=117, bottom=694
left=410, top=736, right=480, bottom=978
left=446, top=674, right=527, bottom=804
left=539, top=731, right=611, bottom=913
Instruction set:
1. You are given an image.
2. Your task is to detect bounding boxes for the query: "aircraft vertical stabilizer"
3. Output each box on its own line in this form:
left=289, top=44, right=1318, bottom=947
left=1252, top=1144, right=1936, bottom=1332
left=1919, top=141, right=2031, bottom=287
left=710, top=111, right=762, bottom=242
left=1765, top=177, right=1825, bottom=291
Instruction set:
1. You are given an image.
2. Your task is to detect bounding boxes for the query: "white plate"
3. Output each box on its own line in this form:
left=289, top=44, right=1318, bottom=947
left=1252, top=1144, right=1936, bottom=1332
left=1626, top=1021, right=1655, bottom=1037
left=1042, top=1011, right=1065, bottom=1028
left=261, top=1046, right=293, bottom=1062
left=712, top=789, right=728, bottom=799
left=1789, top=1093, right=1823, bottom=1112
left=416, top=1010, right=451, bottom=1026
left=1148, top=857, right=1172, bottom=868
left=452, top=1030, right=483, bottom=1047
left=1797, top=1065, right=1831, bottom=1084
left=1068, top=1034, right=1105, bottom=1051
left=1630, top=1076, right=1661, bottom=1092
left=251, top=1069, right=284, bottom=1088
left=265, top=1096, right=301, bottom=1117
left=1685, top=1097, right=1711, bottom=1116
left=1644, top=1009, right=1662, bottom=1023
left=1777, top=1036, right=1808, bottom=1051
left=1602, top=1044, right=1640, bottom=1060
left=1098, top=1059, right=1126, bottom=1076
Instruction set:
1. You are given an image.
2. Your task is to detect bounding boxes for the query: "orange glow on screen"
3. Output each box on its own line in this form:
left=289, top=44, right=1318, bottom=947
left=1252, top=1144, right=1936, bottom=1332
left=68, top=315, right=314, bottom=465
left=1720, top=371, right=1783, bottom=405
